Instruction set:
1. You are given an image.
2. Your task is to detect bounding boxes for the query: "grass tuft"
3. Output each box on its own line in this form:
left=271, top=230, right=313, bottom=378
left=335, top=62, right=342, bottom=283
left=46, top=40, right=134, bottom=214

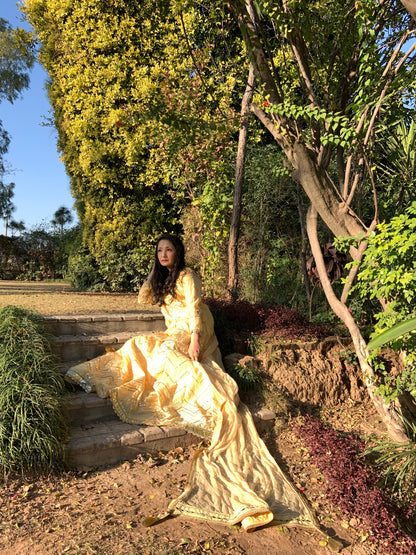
left=365, top=417, right=416, bottom=503
left=0, top=306, right=67, bottom=475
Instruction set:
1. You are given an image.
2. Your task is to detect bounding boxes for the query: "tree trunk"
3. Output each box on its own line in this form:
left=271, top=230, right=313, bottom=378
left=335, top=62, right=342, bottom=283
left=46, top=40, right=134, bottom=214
left=227, top=63, right=255, bottom=299
left=306, top=205, right=408, bottom=443
left=296, top=182, right=311, bottom=306
left=400, top=0, right=416, bottom=21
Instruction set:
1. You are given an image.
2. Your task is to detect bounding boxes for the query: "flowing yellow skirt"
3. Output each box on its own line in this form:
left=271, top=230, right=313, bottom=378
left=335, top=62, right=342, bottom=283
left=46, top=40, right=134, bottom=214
left=66, top=331, right=319, bottom=532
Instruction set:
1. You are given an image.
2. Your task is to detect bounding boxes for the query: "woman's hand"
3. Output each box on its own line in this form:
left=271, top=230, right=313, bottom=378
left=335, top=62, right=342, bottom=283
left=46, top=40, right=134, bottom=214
left=188, top=332, right=201, bottom=362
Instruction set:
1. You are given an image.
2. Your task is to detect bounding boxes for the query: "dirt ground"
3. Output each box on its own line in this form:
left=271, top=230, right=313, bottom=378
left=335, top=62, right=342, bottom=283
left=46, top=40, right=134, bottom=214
left=0, top=280, right=402, bottom=554
left=0, top=280, right=159, bottom=315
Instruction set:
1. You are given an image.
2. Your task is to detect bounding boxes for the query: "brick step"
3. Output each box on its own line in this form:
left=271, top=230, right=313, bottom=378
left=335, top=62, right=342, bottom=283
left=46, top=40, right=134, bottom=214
left=44, top=311, right=165, bottom=337
left=50, top=330, right=154, bottom=363
left=64, top=390, right=276, bottom=430
left=64, top=391, right=117, bottom=425
left=64, top=405, right=276, bottom=470
left=65, top=419, right=201, bottom=470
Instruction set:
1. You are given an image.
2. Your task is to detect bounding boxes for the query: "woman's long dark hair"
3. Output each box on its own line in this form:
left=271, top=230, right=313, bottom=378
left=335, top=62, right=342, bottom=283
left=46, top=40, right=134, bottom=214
left=150, top=234, right=186, bottom=305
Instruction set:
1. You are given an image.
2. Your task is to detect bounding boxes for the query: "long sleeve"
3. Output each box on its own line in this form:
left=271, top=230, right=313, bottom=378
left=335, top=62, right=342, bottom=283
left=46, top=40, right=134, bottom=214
left=180, top=270, right=203, bottom=334
left=137, top=279, right=156, bottom=305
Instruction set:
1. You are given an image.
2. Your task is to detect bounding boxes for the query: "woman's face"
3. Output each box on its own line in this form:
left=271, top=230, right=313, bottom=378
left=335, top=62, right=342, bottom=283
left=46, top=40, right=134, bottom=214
left=157, top=239, right=176, bottom=270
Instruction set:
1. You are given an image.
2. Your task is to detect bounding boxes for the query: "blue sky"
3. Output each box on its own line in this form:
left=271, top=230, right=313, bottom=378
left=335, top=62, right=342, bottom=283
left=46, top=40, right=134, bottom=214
left=1, top=1, right=76, bottom=231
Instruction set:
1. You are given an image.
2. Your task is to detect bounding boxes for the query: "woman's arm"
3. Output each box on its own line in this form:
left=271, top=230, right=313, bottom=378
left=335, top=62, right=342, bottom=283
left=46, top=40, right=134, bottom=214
left=181, top=269, right=204, bottom=362
left=188, top=331, right=201, bottom=361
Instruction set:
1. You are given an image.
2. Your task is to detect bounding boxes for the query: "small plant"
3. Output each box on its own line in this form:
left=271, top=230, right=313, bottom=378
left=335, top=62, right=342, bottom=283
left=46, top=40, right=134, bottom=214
left=365, top=417, right=416, bottom=504
left=338, top=349, right=358, bottom=368
left=227, top=362, right=260, bottom=392
left=0, top=306, right=67, bottom=475
left=294, top=416, right=416, bottom=554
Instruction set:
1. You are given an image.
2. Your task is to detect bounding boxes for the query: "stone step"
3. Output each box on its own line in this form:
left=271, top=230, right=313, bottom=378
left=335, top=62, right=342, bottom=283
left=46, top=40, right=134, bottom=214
left=64, top=390, right=277, bottom=430
left=64, top=391, right=117, bottom=425
left=53, top=312, right=276, bottom=471
left=51, top=330, right=153, bottom=363
left=44, top=312, right=165, bottom=337
left=64, top=405, right=276, bottom=470
left=65, top=419, right=201, bottom=470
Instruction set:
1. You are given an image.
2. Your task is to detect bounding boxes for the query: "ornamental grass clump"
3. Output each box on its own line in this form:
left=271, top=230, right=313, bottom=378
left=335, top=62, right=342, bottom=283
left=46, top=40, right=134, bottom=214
left=365, top=418, right=416, bottom=504
left=294, top=416, right=416, bottom=554
left=0, top=306, right=67, bottom=475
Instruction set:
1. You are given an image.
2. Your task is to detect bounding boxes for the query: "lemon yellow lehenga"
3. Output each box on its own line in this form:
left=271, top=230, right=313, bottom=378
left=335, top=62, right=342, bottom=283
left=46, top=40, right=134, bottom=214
left=65, top=268, right=319, bottom=532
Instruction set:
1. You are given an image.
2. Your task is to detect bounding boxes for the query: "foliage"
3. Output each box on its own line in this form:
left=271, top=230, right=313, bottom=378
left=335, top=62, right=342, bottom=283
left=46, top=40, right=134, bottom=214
left=51, top=205, right=73, bottom=236
left=367, top=317, right=416, bottom=352
left=376, top=120, right=416, bottom=222
left=226, top=362, right=259, bottom=392
left=0, top=235, right=24, bottom=279
left=24, top=0, right=242, bottom=281
left=66, top=236, right=154, bottom=292
left=365, top=418, right=416, bottom=503
left=66, top=245, right=101, bottom=291
left=0, top=17, right=34, bottom=103
left=237, top=144, right=307, bottom=307
left=0, top=17, right=34, bottom=191
left=0, top=181, right=15, bottom=232
left=205, top=297, right=327, bottom=355
left=96, top=239, right=154, bottom=292
left=185, top=175, right=234, bottom=295
left=0, top=306, right=67, bottom=474
left=353, top=202, right=416, bottom=322
left=295, top=416, right=416, bottom=554
left=15, top=223, right=80, bottom=281
left=349, top=202, right=416, bottom=401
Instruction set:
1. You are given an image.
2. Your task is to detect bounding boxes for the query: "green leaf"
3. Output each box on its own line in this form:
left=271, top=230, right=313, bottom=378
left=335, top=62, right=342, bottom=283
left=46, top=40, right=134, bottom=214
left=367, top=317, right=416, bottom=351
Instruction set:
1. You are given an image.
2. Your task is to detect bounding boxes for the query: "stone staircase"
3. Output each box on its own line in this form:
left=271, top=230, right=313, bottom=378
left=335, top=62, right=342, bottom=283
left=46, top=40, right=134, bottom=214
left=45, top=312, right=276, bottom=470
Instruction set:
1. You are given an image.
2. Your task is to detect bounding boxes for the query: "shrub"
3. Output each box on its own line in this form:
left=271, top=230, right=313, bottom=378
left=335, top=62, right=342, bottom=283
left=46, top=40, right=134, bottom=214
left=294, top=417, right=416, bottom=554
left=346, top=202, right=416, bottom=402
left=67, top=240, right=154, bottom=292
left=0, top=306, right=67, bottom=474
left=66, top=247, right=102, bottom=291
left=204, top=298, right=328, bottom=355
left=97, top=241, right=154, bottom=292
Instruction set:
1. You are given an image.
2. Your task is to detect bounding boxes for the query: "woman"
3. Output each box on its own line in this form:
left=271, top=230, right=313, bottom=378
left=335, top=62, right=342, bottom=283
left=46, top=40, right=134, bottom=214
left=66, top=234, right=319, bottom=533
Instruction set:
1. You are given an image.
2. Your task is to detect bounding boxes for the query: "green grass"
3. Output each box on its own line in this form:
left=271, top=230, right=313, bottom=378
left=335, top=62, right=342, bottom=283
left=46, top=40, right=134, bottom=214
left=0, top=306, right=67, bottom=475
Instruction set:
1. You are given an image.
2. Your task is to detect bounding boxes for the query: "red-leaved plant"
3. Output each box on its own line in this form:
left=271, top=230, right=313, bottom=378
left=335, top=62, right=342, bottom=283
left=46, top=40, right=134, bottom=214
left=294, top=417, right=416, bottom=554
left=204, top=299, right=328, bottom=339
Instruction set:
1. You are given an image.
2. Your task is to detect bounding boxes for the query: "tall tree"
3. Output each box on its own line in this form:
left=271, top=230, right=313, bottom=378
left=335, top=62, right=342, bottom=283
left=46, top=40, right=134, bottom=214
left=8, top=219, right=25, bottom=237
left=24, top=0, right=241, bottom=274
left=51, top=205, right=73, bottom=237
left=0, top=17, right=34, bottom=103
left=0, top=17, right=34, bottom=219
left=0, top=181, right=15, bottom=236
left=227, top=63, right=255, bottom=299
left=226, top=0, right=415, bottom=441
